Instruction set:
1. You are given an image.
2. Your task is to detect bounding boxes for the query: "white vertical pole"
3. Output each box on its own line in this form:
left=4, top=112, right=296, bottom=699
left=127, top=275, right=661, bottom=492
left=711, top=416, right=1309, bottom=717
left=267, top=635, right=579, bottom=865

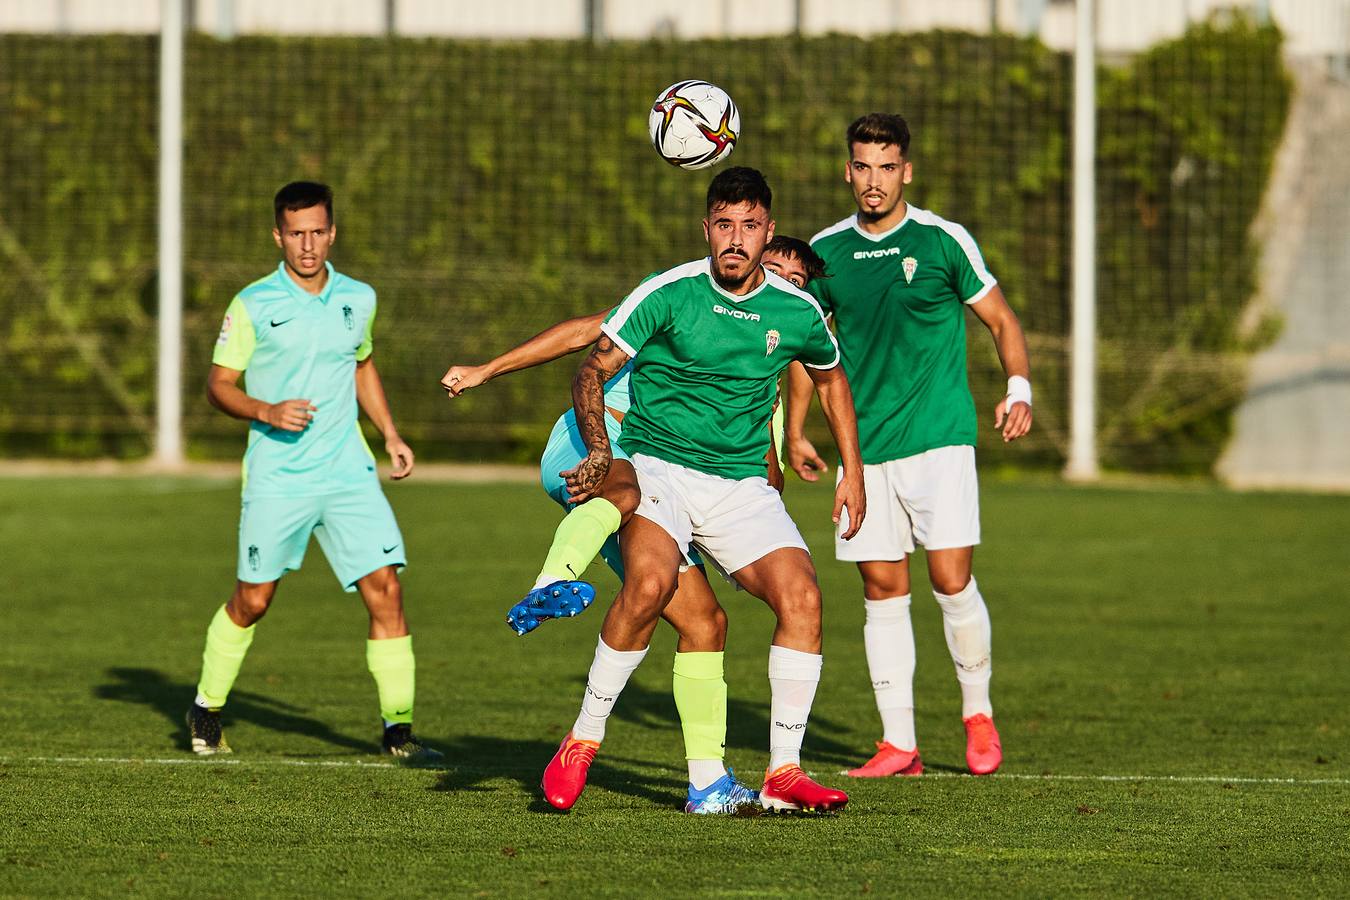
left=156, top=0, right=185, bottom=467
left=1066, top=0, right=1099, bottom=480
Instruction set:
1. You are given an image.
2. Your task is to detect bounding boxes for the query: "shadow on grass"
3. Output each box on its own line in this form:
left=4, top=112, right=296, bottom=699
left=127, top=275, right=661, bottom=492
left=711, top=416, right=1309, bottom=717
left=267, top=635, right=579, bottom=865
left=427, top=733, right=683, bottom=810
left=93, top=666, right=372, bottom=754
left=604, top=676, right=862, bottom=768
left=421, top=672, right=860, bottom=813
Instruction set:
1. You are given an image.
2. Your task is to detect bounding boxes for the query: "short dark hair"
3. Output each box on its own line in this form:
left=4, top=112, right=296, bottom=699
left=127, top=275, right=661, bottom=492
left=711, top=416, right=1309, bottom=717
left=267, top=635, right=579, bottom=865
left=764, top=235, right=829, bottom=282
left=274, top=181, right=334, bottom=227
left=846, top=113, right=911, bottom=157
left=706, top=166, right=772, bottom=213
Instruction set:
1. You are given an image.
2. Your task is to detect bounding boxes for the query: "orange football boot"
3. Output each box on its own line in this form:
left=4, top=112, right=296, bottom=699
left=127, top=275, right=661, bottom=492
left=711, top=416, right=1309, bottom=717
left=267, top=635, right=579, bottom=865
left=963, top=714, right=1002, bottom=775
left=541, top=732, right=600, bottom=810
left=845, top=741, right=923, bottom=777
left=760, top=764, right=849, bottom=812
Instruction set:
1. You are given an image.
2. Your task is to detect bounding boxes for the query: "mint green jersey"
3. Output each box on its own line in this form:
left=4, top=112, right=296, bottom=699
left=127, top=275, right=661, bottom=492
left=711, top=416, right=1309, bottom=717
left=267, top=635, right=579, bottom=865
left=213, top=262, right=378, bottom=498
left=809, top=206, right=997, bottom=464
left=602, top=257, right=839, bottom=480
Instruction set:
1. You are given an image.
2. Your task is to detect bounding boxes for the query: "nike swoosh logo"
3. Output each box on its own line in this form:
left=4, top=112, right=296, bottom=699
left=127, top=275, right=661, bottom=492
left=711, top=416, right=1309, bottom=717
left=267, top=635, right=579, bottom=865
left=383, top=545, right=399, bottom=554
left=270, top=318, right=295, bottom=327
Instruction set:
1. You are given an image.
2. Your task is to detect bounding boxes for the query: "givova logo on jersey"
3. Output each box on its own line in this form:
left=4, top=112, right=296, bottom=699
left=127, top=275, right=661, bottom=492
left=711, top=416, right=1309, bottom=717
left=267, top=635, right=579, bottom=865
left=853, top=246, right=901, bottom=260
left=852, top=246, right=920, bottom=284
left=712, top=303, right=761, bottom=322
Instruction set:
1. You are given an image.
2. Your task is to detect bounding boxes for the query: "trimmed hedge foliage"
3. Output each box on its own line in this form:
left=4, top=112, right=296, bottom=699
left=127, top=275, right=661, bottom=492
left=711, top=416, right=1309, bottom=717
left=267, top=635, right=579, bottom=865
left=0, top=13, right=1289, bottom=471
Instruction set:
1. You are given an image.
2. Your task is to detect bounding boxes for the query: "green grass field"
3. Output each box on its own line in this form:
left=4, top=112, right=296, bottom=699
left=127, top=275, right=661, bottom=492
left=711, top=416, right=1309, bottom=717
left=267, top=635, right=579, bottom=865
left=1, top=475, right=1347, bottom=897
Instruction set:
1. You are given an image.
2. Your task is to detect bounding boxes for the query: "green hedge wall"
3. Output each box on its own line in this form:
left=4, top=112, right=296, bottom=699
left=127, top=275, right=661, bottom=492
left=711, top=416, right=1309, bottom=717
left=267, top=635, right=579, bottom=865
left=0, top=13, right=1289, bottom=471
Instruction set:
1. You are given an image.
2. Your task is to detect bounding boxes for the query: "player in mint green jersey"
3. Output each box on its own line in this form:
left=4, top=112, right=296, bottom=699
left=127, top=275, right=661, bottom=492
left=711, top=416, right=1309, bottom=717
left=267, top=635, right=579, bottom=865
left=185, top=182, right=439, bottom=764
left=787, top=113, right=1033, bottom=778
left=541, top=168, right=866, bottom=814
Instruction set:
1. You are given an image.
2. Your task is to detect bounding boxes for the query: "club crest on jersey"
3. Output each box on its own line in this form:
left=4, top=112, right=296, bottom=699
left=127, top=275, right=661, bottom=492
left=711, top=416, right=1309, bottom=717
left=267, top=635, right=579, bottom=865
left=765, top=329, right=780, bottom=356
left=902, top=257, right=918, bottom=284
left=342, top=305, right=354, bottom=330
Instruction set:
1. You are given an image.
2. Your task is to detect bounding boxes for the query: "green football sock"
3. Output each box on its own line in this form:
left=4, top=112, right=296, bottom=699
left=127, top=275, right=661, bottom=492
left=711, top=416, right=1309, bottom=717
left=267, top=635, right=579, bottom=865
left=672, top=651, right=727, bottom=761
left=535, top=497, right=622, bottom=586
left=367, top=635, right=415, bottom=725
left=196, top=604, right=256, bottom=709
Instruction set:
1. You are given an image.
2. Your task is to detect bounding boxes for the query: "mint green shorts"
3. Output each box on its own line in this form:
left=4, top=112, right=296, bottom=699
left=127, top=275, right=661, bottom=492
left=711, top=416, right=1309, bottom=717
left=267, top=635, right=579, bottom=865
left=237, top=486, right=405, bottom=591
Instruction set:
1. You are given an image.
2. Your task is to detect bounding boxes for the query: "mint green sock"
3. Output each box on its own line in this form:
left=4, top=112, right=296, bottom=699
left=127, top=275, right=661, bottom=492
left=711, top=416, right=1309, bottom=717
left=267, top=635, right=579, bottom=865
left=672, top=651, right=727, bottom=762
left=367, top=635, right=415, bottom=725
left=536, top=497, right=622, bottom=586
left=197, top=604, right=255, bottom=709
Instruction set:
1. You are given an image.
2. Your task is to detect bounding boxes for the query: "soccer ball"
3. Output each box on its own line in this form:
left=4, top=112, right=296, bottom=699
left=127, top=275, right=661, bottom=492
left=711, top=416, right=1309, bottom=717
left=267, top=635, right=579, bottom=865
left=648, top=80, right=740, bottom=171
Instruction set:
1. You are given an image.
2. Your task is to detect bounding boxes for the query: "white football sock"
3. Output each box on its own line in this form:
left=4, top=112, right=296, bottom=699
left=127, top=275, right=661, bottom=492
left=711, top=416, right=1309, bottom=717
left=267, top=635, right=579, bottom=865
left=687, top=759, right=728, bottom=791
left=767, top=645, right=822, bottom=772
left=571, top=636, right=648, bottom=742
left=934, top=577, right=993, bottom=719
left=864, top=595, right=917, bottom=750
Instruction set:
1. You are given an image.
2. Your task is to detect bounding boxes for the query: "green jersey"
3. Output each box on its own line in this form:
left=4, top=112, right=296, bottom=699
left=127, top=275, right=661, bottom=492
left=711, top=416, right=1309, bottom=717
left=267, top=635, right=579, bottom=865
left=213, top=261, right=378, bottom=498
left=809, top=206, right=997, bottom=464
left=602, top=257, right=839, bottom=480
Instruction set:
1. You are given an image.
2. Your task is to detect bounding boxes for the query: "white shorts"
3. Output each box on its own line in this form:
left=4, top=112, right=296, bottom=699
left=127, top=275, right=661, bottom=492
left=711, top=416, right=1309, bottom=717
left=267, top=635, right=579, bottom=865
left=835, top=444, right=980, bottom=562
left=631, top=453, right=809, bottom=576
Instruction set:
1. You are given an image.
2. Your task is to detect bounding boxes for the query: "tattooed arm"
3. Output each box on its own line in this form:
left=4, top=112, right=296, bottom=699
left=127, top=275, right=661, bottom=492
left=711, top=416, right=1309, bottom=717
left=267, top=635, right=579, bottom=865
left=562, top=335, right=632, bottom=502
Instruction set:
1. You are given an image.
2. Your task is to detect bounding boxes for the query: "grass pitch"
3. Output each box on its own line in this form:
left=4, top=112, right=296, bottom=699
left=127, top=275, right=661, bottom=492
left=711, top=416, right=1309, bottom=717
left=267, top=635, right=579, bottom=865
left=1, top=475, right=1347, bottom=897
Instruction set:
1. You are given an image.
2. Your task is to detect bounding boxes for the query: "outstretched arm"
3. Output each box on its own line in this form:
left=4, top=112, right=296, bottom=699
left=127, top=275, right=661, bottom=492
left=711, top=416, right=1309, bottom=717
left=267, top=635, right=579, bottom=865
left=785, top=361, right=828, bottom=481
left=441, top=308, right=611, bottom=396
left=562, top=335, right=632, bottom=502
left=806, top=364, right=866, bottom=539
left=356, top=355, right=414, bottom=479
left=968, top=286, right=1033, bottom=443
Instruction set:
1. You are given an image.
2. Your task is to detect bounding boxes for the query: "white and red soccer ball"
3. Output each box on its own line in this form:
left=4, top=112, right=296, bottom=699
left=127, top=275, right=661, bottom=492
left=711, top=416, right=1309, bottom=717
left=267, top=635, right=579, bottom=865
left=648, top=80, right=740, bottom=171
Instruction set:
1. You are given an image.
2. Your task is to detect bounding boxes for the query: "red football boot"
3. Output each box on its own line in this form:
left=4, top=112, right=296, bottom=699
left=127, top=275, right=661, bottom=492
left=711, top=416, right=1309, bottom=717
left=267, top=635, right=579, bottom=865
left=541, top=732, right=600, bottom=810
left=845, top=741, right=923, bottom=778
left=963, top=714, right=1002, bottom=775
left=760, top=764, right=849, bottom=812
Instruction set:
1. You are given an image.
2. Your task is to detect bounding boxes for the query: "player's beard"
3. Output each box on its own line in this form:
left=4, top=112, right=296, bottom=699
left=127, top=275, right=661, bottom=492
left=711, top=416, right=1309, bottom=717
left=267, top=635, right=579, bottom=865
left=712, top=250, right=753, bottom=290
left=856, top=193, right=900, bottom=224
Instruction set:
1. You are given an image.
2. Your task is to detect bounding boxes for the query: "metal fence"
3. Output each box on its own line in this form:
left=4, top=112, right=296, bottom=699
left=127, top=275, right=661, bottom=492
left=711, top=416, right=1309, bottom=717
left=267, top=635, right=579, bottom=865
left=0, top=5, right=1321, bottom=477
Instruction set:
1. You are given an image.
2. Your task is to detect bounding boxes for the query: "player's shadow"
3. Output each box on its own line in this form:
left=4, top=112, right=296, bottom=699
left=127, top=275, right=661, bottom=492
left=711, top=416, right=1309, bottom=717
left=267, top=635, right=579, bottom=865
left=604, top=677, right=860, bottom=769
left=427, top=733, right=683, bottom=811
left=94, top=667, right=373, bottom=755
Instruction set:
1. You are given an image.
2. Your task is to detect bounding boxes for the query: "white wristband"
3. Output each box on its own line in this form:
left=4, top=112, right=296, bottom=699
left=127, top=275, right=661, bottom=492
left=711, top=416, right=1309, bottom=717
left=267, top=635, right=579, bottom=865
left=1006, top=375, right=1032, bottom=407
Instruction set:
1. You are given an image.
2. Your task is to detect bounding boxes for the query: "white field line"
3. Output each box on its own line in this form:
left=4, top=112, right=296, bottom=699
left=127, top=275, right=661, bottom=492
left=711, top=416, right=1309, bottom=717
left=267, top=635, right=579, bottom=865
left=914, top=771, right=1350, bottom=786
left=3, top=756, right=1347, bottom=786
left=4, top=755, right=398, bottom=769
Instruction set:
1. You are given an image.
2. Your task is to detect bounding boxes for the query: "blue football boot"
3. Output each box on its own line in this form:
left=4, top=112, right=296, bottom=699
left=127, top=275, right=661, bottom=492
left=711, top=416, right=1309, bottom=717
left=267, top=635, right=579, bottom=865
left=505, top=580, right=597, bottom=636
left=683, top=769, right=761, bottom=816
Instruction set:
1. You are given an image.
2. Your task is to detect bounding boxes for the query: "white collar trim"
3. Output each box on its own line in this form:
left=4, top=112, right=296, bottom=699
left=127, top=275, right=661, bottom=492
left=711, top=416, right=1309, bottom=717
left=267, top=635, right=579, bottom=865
left=704, top=257, right=769, bottom=303
left=851, top=205, right=913, bottom=243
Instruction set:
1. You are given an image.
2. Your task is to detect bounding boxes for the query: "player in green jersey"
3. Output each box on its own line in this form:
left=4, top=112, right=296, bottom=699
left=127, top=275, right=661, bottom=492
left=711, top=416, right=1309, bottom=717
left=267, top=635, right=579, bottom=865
left=787, top=113, right=1033, bottom=777
left=437, top=236, right=826, bottom=603
left=540, top=168, right=866, bottom=813
left=437, top=238, right=826, bottom=814
left=185, top=182, right=439, bottom=764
